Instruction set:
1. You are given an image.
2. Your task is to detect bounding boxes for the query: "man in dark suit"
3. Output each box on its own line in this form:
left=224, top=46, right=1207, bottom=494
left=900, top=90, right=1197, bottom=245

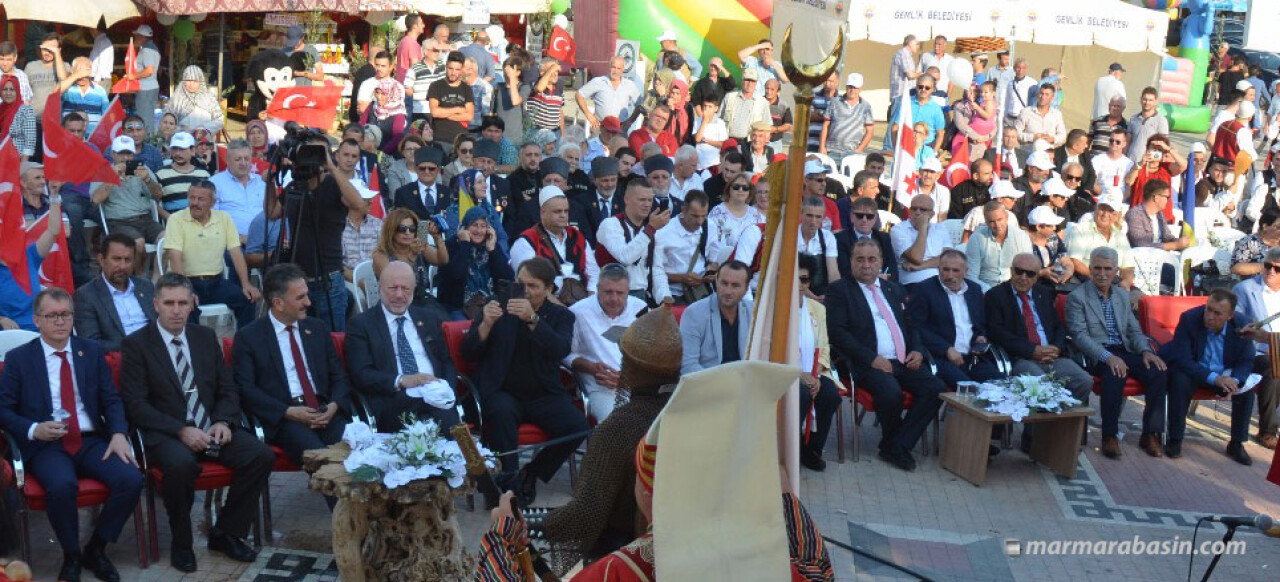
left=74, top=234, right=157, bottom=352
left=1053, top=129, right=1098, bottom=193
left=120, top=274, right=274, bottom=572
left=826, top=239, right=944, bottom=471
left=392, top=147, right=447, bottom=220
left=232, top=264, right=351, bottom=470
left=1161, top=289, right=1257, bottom=463
left=0, top=288, right=143, bottom=582
left=471, top=139, right=513, bottom=212
left=462, top=257, right=588, bottom=505
left=572, top=156, right=623, bottom=247
left=346, top=261, right=463, bottom=433
left=835, top=195, right=897, bottom=282
left=909, top=250, right=1003, bottom=386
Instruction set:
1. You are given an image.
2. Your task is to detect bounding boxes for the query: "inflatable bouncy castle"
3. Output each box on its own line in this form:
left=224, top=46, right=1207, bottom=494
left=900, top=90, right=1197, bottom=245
left=615, top=0, right=771, bottom=75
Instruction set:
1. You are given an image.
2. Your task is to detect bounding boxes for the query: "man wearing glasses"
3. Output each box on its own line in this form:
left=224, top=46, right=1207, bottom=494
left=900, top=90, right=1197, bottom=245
left=835, top=195, right=897, bottom=283
left=1090, top=128, right=1133, bottom=201
left=892, top=74, right=945, bottom=155
left=1124, top=180, right=1191, bottom=252
left=889, top=195, right=953, bottom=286
left=1231, top=246, right=1280, bottom=452
left=393, top=147, right=447, bottom=221
left=404, top=40, right=446, bottom=123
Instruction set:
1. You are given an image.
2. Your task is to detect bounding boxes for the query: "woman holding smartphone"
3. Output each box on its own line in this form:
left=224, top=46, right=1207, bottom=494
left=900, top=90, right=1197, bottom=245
left=372, top=208, right=450, bottom=316
left=438, top=207, right=514, bottom=320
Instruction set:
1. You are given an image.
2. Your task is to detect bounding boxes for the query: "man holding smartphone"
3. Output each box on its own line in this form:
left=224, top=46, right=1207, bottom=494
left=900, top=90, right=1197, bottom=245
left=92, top=136, right=164, bottom=275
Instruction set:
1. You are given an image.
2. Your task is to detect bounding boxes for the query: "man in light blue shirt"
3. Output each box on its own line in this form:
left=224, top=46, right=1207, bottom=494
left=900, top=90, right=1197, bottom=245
left=893, top=74, right=945, bottom=154
left=737, top=39, right=789, bottom=85
left=210, top=140, right=266, bottom=242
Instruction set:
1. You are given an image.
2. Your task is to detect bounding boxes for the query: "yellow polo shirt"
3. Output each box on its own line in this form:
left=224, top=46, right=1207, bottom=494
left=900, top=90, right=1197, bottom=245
left=163, top=208, right=240, bottom=277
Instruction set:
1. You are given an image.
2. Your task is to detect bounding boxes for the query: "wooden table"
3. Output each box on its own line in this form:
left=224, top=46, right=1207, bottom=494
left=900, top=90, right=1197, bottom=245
left=939, top=393, right=1094, bottom=486
left=303, top=443, right=472, bottom=582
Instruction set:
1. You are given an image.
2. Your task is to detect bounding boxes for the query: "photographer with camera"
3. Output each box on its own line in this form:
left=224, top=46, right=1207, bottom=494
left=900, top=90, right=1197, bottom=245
left=280, top=136, right=369, bottom=332
left=91, top=136, right=164, bottom=276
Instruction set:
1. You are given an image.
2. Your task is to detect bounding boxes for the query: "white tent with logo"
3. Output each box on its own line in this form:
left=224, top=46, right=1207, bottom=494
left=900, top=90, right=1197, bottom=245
left=774, top=0, right=1170, bottom=129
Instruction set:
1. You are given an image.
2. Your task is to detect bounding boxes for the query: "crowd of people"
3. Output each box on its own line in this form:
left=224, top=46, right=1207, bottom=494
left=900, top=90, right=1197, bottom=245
left=4, top=18, right=1280, bottom=582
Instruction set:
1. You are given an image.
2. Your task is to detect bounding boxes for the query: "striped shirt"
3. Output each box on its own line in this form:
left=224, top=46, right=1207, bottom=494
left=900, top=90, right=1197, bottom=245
left=808, top=88, right=834, bottom=150
left=404, top=62, right=445, bottom=115
left=824, top=97, right=874, bottom=155
left=61, top=84, right=110, bottom=135
left=342, top=215, right=383, bottom=271
left=1087, top=115, right=1128, bottom=153
left=155, top=165, right=211, bottom=213
left=7, top=105, right=37, bottom=157
left=525, top=89, right=563, bottom=131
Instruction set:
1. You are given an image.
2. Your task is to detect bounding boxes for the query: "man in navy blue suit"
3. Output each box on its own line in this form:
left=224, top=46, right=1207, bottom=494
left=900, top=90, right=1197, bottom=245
left=908, top=249, right=1004, bottom=386
left=0, top=288, right=143, bottom=582
left=1161, top=289, right=1257, bottom=463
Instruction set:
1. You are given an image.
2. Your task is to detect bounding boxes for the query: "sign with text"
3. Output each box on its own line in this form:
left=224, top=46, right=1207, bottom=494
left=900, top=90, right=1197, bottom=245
left=463, top=0, right=490, bottom=25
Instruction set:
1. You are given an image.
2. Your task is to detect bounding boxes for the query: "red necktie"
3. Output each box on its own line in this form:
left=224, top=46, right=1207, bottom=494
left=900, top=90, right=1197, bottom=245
left=55, top=351, right=82, bottom=455
left=285, top=325, right=320, bottom=409
left=1019, top=293, right=1042, bottom=347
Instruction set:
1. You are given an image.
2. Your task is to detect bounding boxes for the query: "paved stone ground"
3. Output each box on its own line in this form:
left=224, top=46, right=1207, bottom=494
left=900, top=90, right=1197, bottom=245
left=10, top=392, right=1278, bottom=582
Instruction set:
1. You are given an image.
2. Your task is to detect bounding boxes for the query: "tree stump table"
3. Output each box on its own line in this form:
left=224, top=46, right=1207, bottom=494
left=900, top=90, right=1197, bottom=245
left=303, top=443, right=473, bottom=581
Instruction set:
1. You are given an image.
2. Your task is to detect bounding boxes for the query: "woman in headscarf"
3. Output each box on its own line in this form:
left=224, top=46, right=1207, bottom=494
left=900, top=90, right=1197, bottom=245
left=166, top=65, right=224, bottom=134
left=664, top=78, right=692, bottom=145
left=438, top=207, right=514, bottom=320
left=0, top=76, right=36, bottom=160
left=441, top=168, right=509, bottom=251
left=243, top=119, right=272, bottom=175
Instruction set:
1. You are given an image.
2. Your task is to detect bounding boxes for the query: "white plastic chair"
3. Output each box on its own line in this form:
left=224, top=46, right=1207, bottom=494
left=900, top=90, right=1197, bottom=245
left=810, top=153, right=837, bottom=175
left=0, top=330, right=40, bottom=361
left=353, top=260, right=378, bottom=311
left=99, top=206, right=158, bottom=258
left=154, top=236, right=165, bottom=275
left=839, top=154, right=866, bottom=178
left=941, top=219, right=964, bottom=247
left=828, top=172, right=852, bottom=193
left=1130, top=247, right=1178, bottom=297
left=346, top=280, right=364, bottom=313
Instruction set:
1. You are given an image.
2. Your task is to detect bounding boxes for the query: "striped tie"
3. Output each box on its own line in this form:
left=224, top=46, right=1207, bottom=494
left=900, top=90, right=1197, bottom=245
left=172, top=337, right=209, bottom=429
left=396, top=317, right=419, bottom=376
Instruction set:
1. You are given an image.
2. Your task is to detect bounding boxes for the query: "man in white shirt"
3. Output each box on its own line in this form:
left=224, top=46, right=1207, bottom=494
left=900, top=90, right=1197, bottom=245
left=508, top=186, right=601, bottom=295
left=918, top=35, right=954, bottom=94
left=965, top=201, right=1032, bottom=290
left=799, top=195, right=841, bottom=296
left=670, top=146, right=704, bottom=201
left=1092, top=63, right=1127, bottom=119
left=918, top=157, right=951, bottom=221
left=1017, top=83, right=1066, bottom=148
left=598, top=179, right=671, bottom=305
left=1003, top=58, right=1038, bottom=125
left=90, top=25, right=114, bottom=91
left=211, top=140, right=267, bottom=242
left=890, top=194, right=953, bottom=285
left=575, top=57, right=641, bottom=132
left=1091, top=128, right=1134, bottom=200
left=1064, top=193, right=1135, bottom=289
left=567, top=265, right=647, bottom=422
left=658, top=190, right=720, bottom=302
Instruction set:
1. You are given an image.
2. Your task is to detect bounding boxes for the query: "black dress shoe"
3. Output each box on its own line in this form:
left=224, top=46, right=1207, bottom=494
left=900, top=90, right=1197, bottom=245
left=58, top=553, right=82, bottom=582
left=988, top=444, right=1001, bottom=459
left=516, top=468, right=538, bottom=507
left=81, top=544, right=120, bottom=582
left=170, top=548, right=197, bottom=573
left=208, top=529, right=258, bottom=563
left=1226, top=441, right=1253, bottom=466
left=1164, top=439, right=1182, bottom=459
left=878, top=449, right=916, bottom=471
left=800, top=451, right=827, bottom=472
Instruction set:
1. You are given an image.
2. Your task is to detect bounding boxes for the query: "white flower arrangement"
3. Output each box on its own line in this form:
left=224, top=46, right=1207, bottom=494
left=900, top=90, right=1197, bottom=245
left=974, top=374, right=1081, bottom=422
left=342, top=416, right=494, bottom=490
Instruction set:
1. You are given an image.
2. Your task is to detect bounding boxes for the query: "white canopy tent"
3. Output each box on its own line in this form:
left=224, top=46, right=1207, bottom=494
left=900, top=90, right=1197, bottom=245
left=773, top=0, right=1170, bottom=129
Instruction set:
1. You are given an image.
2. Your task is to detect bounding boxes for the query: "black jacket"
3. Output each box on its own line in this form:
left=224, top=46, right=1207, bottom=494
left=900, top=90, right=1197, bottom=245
left=345, top=305, right=460, bottom=408
left=393, top=180, right=446, bottom=220
left=570, top=189, right=623, bottom=247
left=834, top=229, right=897, bottom=284
left=121, top=323, right=242, bottom=446
left=984, top=281, right=1069, bottom=361
left=826, top=277, right=923, bottom=372
left=461, top=302, right=574, bottom=403
left=231, top=316, right=352, bottom=438
left=908, top=277, right=986, bottom=359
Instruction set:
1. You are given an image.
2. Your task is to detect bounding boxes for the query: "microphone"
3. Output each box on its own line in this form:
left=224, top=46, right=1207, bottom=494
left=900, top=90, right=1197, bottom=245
left=1204, top=514, right=1274, bottom=530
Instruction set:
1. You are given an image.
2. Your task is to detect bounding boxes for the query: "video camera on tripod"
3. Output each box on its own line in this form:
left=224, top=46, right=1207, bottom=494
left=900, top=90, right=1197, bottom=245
left=273, top=121, right=331, bottom=184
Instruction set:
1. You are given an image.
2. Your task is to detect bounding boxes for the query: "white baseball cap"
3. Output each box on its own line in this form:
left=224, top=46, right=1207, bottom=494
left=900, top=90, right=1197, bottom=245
left=1096, top=191, right=1127, bottom=213
left=1028, top=205, right=1065, bottom=226
left=538, top=185, right=566, bottom=207
left=169, top=131, right=196, bottom=149
left=989, top=180, right=1024, bottom=199
left=1031, top=139, right=1052, bottom=153
left=1236, top=79, right=1254, bottom=92
left=657, top=30, right=678, bottom=43
left=111, top=135, right=136, bottom=153
left=804, top=159, right=828, bottom=176
left=134, top=25, right=154, bottom=37
left=920, top=157, right=942, bottom=173
left=845, top=73, right=864, bottom=88
left=1042, top=176, right=1073, bottom=198
left=1191, top=142, right=1208, bottom=154
left=1026, top=151, right=1054, bottom=171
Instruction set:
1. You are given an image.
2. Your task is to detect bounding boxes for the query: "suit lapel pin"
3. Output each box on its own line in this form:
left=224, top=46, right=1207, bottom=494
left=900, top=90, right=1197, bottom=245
left=77, top=350, right=83, bottom=357
left=304, top=328, right=312, bottom=335
left=416, top=320, right=423, bottom=327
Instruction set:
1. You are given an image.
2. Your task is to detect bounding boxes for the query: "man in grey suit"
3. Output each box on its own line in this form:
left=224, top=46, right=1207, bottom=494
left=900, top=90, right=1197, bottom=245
left=1066, top=246, right=1169, bottom=460
left=74, top=234, right=156, bottom=351
left=1231, top=246, right=1280, bottom=450
left=679, top=260, right=752, bottom=375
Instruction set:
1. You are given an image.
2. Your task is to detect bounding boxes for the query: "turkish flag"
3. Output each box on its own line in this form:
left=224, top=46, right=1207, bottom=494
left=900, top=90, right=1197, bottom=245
left=942, top=138, right=971, bottom=189
left=25, top=211, right=74, bottom=293
left=111, top=39, right=140, bottom=94
left=547, top=25, right=575, bottom=66
left=42, top=92, right=119, bottom=186
left=367, top=166, right=385, bottom=220
left=88, top=97, right=126, bottom=153
left=267, top=84, right=344, bottom=130
left=0, top=138, right=31, bottom=293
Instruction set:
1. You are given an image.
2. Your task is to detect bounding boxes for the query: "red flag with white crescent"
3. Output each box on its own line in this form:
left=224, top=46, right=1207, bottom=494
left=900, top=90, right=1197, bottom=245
left=88, top=96, right=126, bottom=153
left=42, top=92, right=120, bottom=185
left=25, top=211, right=74, bottom=293
left=368, top=166, right=385, bottom=219
left=111, top=39, right=140, bottom=94
left=942, top=137, right=971, bottom=189
left=547, top=25, right=576, bottom=66
left=0, top=138, right=30, bottom=293
left=266, top=84, right=344, bottom=129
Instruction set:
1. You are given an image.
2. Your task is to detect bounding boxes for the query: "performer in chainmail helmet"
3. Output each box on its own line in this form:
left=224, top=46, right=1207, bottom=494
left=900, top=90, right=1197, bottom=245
left=532, top=304, right=683, bottom=562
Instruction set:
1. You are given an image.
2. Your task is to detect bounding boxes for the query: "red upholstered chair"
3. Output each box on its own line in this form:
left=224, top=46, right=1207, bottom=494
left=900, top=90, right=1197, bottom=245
left=1137, top=295, right=1220, bottom=404
left=830, top=357, right=935, bottom=463
left=0, top=361, right=151, bottom=568
left=671, top=304, right=686, bottom=323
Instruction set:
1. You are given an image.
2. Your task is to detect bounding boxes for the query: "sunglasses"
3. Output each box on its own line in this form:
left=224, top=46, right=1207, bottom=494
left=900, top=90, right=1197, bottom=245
left=1064, top=175, right=1082, bottom=182
left=1266, top=264, right=1280, bottom=273
left=798, top=276, right=811, bottom=283
left=917, top=86, right=934, bottom=92
left=853, top=212, right=876, bottom=220
left=730, top=184, right=751, bottom=191
left=417, top=165, right=440, bottom=172
left=396, top=225, right=416, bottom=233
left=124, top=124, right=145, bottom=130
left=1011, top=266, right=1038, bottom=278
left=458, top=148, right=473, bottom=154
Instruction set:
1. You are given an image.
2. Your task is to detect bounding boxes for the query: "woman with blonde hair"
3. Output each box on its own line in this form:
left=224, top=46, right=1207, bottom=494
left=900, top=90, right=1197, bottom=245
left=372, top=208, right=450, bottom=315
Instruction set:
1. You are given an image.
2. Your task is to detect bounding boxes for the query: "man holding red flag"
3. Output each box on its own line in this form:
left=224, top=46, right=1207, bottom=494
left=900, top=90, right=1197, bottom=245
left=0, top=160, right=65, bottom=330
